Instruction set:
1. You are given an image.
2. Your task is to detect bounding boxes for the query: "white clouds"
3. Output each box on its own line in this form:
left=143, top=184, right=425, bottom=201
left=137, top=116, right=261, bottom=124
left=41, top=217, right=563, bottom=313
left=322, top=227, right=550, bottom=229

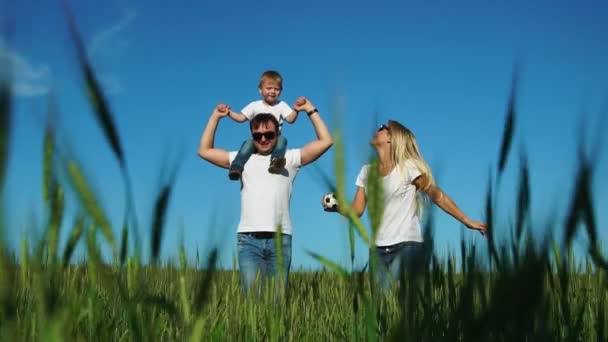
left=0, top=6, right=136, bottom=98
left=88, top=8, right=137, bottom=94
left=0, top=39, right=51, bottom=97
left=89, top=8, right=137, bottom=60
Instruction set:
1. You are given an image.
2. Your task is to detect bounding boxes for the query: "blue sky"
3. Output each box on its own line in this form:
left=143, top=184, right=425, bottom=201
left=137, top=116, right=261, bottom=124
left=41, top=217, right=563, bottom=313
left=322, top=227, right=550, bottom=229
left=2, top=0, right=607, bottom=269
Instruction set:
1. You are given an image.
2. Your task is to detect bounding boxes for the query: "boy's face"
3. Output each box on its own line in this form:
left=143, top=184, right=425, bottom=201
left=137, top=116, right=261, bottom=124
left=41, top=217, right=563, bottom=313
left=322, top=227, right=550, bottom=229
left=259, top=80, right=282, bottom=104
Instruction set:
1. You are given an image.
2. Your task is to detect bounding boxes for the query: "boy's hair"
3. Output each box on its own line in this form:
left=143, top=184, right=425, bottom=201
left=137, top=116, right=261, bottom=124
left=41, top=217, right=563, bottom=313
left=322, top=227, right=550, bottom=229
left=258, top=70, right=283, bottom=89
left=250, top=113, right=279, bottom=132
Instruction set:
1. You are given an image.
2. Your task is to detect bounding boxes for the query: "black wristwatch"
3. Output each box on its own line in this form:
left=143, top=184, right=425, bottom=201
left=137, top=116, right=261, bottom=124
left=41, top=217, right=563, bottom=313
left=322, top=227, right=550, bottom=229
left=307, top=108, right=319, bottom=116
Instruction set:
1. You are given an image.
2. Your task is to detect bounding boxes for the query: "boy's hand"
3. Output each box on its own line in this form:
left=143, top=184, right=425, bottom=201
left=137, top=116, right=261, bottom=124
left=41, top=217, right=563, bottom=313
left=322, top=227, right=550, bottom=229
left=214, top=103, right=231, bottom=118
left=294, top=97, right=314, bottom=112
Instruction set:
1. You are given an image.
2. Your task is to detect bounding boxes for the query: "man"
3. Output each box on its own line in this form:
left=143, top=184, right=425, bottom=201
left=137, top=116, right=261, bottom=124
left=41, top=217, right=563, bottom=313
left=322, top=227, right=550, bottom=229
left=198, top=96, right=333, bottom=291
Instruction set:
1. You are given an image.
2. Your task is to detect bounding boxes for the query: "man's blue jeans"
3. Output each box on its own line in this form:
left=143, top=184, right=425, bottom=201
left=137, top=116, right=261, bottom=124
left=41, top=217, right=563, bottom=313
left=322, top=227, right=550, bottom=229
left=237, top=232, right=292, bottom=293
left=371, top=241, right=423, bottom=289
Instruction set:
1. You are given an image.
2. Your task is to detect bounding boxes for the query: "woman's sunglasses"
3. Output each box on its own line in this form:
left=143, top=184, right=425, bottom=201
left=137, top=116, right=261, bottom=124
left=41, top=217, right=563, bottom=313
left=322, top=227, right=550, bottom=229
left=252, top=131, right=276, bottom=141
left=378, top=124, right=389, bottom=132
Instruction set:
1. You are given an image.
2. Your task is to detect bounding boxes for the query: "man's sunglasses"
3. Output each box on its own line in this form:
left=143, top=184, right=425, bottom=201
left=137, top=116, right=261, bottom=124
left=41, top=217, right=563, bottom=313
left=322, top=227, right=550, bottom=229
left=378, top=124, right=389, bottom=132
left=252, top=131, right=276, bottom=141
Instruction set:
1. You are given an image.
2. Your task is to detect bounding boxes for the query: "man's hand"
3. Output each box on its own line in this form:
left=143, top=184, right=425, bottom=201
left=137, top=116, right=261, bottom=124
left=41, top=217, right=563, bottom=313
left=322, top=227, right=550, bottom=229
left=293, top=97, right=314, bottom=113
left=214, top=103, right=231, bottom=118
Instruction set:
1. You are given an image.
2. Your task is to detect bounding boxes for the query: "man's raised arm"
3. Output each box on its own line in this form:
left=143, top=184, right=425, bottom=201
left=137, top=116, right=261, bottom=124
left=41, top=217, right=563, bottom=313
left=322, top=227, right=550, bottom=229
left=295, top=97, right=334, bottom=166
left=197, top=104, right=231, bottom=169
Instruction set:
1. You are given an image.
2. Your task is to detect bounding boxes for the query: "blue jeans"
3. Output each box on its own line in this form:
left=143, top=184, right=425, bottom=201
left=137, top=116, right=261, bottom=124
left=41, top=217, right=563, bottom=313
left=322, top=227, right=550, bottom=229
left=237, top=232, right=292, bottom=293
left=371, top=241, right=423, bottom=289
left=230, top=135, right=288, bottom=169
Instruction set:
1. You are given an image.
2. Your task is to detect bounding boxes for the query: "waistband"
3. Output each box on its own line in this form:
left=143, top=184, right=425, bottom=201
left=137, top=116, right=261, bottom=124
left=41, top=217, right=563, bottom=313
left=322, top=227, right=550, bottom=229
left=238, top=232, right=287, bottom=239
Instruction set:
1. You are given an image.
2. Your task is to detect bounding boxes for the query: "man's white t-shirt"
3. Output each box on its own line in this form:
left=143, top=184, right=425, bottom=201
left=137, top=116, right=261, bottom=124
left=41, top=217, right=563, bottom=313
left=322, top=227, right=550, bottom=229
left=228, top=149, right=302, bottom=235
left=356, top=160, right=423, bottom=246
left=241, top=100, right=292, bottom=129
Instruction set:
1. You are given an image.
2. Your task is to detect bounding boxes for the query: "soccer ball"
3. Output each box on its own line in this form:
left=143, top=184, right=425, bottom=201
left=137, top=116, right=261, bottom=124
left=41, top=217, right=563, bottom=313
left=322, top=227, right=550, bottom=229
left=322, top=192, right=338, bottom=211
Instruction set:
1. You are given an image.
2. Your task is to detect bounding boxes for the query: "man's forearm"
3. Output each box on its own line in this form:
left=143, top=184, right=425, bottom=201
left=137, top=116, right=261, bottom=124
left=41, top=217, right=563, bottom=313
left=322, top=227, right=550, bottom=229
left=298, top=104, right=334, bottom=166
left=198, top=114, right=220, bottom=156
left=308, top=111, right=332, bottom=144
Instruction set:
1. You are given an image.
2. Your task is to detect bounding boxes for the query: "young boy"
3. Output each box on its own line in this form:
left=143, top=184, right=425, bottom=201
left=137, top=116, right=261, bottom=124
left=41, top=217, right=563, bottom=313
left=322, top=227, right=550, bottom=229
left=226, top=70, right=300, bottom=180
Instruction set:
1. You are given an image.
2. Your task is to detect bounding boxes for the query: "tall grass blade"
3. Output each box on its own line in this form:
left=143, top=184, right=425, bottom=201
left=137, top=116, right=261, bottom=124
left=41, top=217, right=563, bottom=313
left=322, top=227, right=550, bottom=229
left=42, top=115, right=55, bottom=204
left=0, top=40, right=16, bottom=327
left=497, top=66, right=518, bottom=178
left=597, top=284, right=606, bottom=341
left=192, top=248, right=217, bottom=314
left=151, top=183, right=171, bottom=264
left=43, top=116, right=62, bottom=266
left=307, top=250, right=349, bottom=277
left=62, top=214, right=85, bottom=266
left=484, top=169, right=500, bottom=269
left=0, top=57, right=11, bottom=192
left=309, top=163, right=336, bottom=194
left=329, top=130, right=371, bottom=245
left=190, top=318, right=205, bottom=342
left=515, top=149, right=530, bottom=242
left=366, top=158, right=384, bottom=239
left=333, top=131, right=346, bottom=196
left=61, top=0, right=142, bottom=254
left=348, top=223, right=355, bottom=270
left=60, top=1, right=125, bottom=169
left=120, top=223, right=128, bottom=265
left=66, top=160, right=115, bottom=249
left=46, top=183, right=64, bottom=266
left=20, top=237, right=28, bottom=287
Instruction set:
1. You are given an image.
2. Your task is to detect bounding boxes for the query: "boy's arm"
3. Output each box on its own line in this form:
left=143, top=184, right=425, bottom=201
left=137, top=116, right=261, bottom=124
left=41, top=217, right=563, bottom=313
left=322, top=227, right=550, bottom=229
left=197, top=105, right=232, bottom=169
left=283, top=110, right=299, bottom=124
left=296, top=98, right=333, bottom=166
left=228, top=110, right=249, bottom=123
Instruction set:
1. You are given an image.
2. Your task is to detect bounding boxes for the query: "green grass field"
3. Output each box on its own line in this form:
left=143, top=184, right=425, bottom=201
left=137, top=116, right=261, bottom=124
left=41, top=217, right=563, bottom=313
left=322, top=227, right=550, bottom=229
left=1, top=6, right=607, bottom=341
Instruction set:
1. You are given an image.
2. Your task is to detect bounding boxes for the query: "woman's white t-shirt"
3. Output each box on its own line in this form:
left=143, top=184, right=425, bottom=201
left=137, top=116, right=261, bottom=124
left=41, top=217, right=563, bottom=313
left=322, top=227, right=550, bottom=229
left=356, top=160, right=423, bottom=246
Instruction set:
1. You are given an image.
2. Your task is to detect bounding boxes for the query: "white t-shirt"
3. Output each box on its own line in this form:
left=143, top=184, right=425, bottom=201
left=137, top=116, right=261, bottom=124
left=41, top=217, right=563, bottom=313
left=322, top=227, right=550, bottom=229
left=356, top=160, right=423, bottom=246
left=241, top=100, right=292, bottom=129
left=228, top=149, right=302, bottom=235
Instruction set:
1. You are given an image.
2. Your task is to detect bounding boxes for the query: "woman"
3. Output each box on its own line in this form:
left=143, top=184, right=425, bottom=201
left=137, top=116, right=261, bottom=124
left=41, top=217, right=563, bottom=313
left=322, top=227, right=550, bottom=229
left=325, top=120, right=486, bottom=287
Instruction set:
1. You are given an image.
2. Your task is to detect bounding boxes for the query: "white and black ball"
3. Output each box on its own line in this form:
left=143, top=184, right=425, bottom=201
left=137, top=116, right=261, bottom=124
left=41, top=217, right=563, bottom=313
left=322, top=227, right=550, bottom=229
left=322, top=192, right=338, bottom=211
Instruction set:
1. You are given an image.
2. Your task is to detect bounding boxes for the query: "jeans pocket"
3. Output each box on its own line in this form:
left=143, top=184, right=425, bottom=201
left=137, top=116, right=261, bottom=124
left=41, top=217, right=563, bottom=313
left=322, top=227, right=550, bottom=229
left=237, top=233, right=251, bottom=250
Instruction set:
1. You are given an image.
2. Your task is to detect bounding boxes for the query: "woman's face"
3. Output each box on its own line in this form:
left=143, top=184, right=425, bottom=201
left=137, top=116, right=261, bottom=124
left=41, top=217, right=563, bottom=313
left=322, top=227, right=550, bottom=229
left=372, top=123, right=391, bottom=146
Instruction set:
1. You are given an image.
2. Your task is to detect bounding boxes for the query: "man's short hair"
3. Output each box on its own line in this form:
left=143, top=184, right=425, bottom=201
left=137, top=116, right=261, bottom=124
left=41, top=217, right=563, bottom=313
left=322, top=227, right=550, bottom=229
left=250, top=113, right=279, bottom=132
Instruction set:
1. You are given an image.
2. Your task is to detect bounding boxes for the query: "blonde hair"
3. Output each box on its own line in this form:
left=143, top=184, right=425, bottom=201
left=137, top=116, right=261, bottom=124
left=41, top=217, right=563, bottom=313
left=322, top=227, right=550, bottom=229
left=258, top=70, right=283, bottom=89
left=387, top=120, right=435, bottom=214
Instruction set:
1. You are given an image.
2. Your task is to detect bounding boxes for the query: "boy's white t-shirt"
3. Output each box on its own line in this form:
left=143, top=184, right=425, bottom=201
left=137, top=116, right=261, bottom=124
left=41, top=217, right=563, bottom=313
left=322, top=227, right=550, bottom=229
left=241, top=100, right=292, bottom=129
left=356, top=160, right=423, bottom=246
left=228, top=149, right=302, bottom=235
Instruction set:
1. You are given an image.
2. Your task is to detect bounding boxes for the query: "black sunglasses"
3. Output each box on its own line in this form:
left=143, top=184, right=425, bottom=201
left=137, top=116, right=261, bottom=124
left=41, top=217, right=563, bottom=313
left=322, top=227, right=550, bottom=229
left=252, top=131, right=276, bottom=141
left=378, top=124, right=389, bottom=132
